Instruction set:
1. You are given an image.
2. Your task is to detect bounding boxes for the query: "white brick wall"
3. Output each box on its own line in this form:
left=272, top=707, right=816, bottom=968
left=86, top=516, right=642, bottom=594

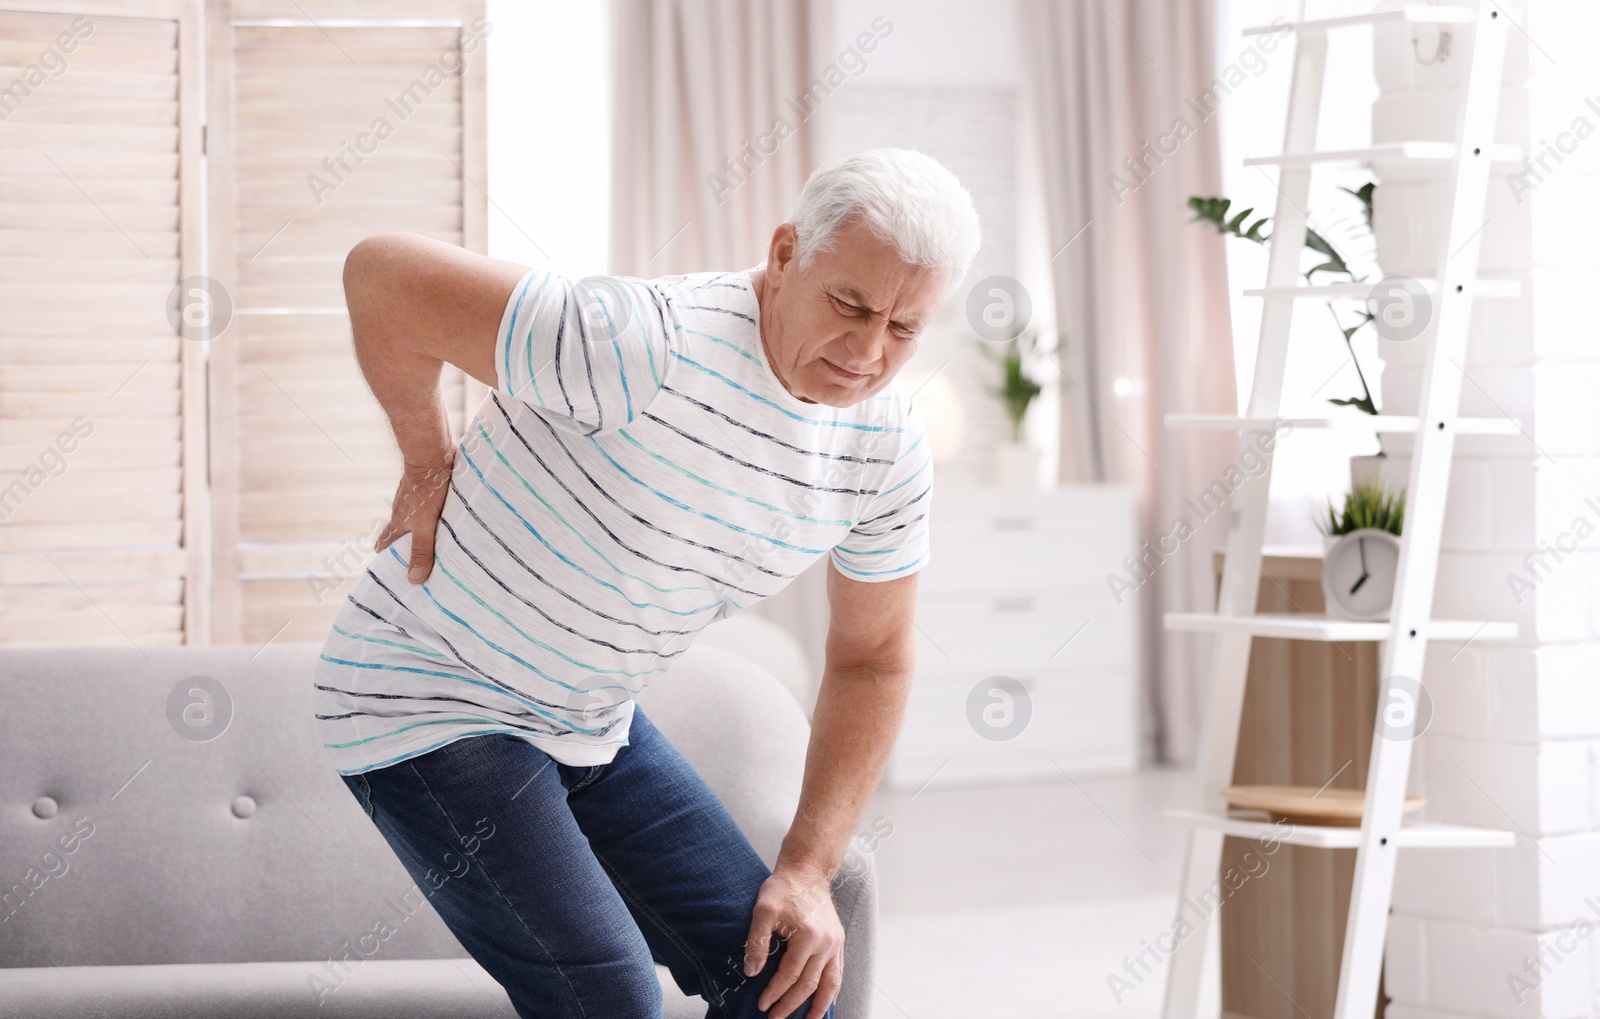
left=1373, top=1, right=1600, bottom=1015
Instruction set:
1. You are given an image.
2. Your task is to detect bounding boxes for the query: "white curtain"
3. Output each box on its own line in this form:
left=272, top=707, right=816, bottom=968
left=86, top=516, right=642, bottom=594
left=1017, top=0, right=1240, bottom=765
left=608, top=0, right=839, bottom=681
left=609, top=0, right=836, bottom=276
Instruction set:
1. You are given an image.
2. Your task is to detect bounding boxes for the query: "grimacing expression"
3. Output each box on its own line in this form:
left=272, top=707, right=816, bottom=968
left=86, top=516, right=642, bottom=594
left=755, top=216, right=950, bottom=408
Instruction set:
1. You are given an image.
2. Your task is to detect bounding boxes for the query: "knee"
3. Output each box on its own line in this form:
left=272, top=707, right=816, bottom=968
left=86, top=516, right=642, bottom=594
left=502, top=953, right=662, bottom=1019
left=593, top=957, right=664, bottom=1018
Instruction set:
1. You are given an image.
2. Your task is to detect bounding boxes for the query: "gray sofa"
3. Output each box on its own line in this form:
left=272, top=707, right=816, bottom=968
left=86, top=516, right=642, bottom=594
left=0, top=641, right=877, bottom=1018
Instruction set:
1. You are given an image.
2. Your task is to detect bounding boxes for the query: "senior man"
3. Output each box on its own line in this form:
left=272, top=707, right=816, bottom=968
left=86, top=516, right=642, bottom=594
left=316, top=148, right=980, bottom=1019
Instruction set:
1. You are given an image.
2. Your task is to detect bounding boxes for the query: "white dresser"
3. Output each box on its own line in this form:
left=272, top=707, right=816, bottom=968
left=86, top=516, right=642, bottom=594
left=886, top=484, right=1140, bottom=787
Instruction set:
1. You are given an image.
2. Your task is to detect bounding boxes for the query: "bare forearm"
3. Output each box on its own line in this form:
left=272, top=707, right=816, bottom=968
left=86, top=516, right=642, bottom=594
left=344, top=238, right=456, bottom=467
left=776, top=662, right=914, bottom=882
left=349, top=304, right=454, bottom=467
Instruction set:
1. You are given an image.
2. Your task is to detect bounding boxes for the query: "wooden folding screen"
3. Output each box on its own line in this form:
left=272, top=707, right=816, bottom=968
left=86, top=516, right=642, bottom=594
left=0, top=0, right=487, bottom=646
left=0, top=0, right=206, bottom=646
left=205, top=0, right=488, bottom=644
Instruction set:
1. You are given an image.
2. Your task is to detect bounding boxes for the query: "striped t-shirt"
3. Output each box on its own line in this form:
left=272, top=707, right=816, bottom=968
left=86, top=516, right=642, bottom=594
left=314, top=265, right=934, bottom=775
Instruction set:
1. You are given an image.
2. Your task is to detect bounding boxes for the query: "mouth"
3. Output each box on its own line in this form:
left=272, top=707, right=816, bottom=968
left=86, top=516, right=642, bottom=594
left=822, top=358, right=872, bottom=383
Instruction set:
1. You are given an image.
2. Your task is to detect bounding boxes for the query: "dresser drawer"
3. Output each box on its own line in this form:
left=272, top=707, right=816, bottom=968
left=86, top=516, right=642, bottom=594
left=887, top=671, right=1138, bottom=786
left=921, top=503, right=1133, bottom=599
left=913, top=593, right=1132, bottom=674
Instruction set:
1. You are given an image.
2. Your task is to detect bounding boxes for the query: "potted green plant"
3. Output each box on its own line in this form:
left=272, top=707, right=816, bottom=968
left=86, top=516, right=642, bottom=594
left=976, top=328, right=1049, bottom=489
left=1312, top=478, right=1407, bottom=620
left=1187, top=187, right=1389, bottom=490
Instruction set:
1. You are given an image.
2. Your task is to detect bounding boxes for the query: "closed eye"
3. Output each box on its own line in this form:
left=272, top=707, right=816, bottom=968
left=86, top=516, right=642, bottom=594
left=832, top=292, right=917, bottom=338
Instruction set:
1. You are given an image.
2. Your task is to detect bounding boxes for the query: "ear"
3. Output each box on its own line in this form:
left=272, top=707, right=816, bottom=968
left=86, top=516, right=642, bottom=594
left=768, top=222, right=799, bottom=279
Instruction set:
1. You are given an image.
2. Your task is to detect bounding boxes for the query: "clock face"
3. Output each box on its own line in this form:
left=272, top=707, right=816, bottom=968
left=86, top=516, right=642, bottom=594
left=1322, top=529, right=1402, bottom=620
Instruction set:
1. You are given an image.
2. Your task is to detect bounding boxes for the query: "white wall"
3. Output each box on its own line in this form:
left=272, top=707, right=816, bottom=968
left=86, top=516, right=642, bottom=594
left=484, top=0, right=610, bottom=274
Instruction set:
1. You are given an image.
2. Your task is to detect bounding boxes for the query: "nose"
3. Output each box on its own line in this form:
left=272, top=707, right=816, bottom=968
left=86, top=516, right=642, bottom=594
left=841, top=318, right=886, bottom=370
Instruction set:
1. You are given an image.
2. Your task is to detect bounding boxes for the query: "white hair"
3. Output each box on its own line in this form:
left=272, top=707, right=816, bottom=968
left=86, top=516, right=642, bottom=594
left=788, top=148, right=982, bottom=296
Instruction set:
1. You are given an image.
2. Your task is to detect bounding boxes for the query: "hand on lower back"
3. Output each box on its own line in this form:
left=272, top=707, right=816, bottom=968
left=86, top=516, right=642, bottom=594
left=375, top=454, right=455, bottom=583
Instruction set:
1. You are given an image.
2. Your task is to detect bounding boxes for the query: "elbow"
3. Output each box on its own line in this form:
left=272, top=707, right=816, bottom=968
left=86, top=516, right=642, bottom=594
left=343, top=231, right=436, bottom=316
left=343, top=232, right=404, bottom=307
left=343, top=236, right=382, bottom=314
left=827, top=647, right=917, bottom=684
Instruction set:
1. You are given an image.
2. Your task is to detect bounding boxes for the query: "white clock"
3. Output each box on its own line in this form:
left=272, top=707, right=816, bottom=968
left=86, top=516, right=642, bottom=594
left=1321, top=527, right=1402, bottom=621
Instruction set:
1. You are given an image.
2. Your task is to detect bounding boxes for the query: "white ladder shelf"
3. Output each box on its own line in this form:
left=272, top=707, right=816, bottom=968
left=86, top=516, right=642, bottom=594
left=1159, top=4, right=1517, bottom=1018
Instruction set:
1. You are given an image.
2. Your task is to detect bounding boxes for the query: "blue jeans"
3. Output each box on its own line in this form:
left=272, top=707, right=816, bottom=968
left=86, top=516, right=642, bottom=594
left=340, top=706, right=834, bottom=1019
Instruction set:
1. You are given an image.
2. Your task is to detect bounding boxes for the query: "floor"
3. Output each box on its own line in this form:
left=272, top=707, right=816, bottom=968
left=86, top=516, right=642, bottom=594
left=862, top=763, right=1221, bottom=1019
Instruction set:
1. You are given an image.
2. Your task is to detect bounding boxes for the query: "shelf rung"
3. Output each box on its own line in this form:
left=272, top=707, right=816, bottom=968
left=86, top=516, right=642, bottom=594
left=1245, top=6, right=1475, bottom=36
left=1164, top=414, right=1523, bottom=436
left=1163, top=809, right=1516, bottom=849
left=1245, top=278, right=1522, bottom=301
left=1164, top=612, right=1518, bottom=643
left=1246, top=142, right=1523, bottom=168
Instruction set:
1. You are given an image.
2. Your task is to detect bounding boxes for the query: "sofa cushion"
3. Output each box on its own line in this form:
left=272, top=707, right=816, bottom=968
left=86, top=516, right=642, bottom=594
left=0, top=643, right=470, bottom=968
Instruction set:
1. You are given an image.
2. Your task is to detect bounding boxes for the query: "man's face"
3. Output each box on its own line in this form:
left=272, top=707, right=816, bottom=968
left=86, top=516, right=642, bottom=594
left=757, top=216, right=950, bottom=407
